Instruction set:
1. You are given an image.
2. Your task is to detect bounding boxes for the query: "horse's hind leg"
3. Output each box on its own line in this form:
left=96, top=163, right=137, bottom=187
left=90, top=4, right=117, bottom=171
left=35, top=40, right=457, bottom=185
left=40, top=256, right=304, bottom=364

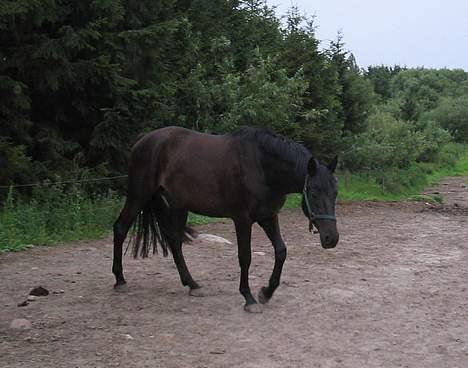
left=169, top=209, right=202, bottom=295
left=112, top=196, right=145, bottom=289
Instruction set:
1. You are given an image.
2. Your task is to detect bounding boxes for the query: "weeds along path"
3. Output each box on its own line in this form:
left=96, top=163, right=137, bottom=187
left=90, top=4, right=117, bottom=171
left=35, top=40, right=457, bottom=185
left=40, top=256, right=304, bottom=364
left=1, top=177, right=468, bottom=368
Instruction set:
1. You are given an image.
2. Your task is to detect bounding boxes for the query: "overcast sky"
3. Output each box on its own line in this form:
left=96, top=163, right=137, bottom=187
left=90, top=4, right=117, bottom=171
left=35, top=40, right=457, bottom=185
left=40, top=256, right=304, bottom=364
left=267, top=0, right=468, bottom=70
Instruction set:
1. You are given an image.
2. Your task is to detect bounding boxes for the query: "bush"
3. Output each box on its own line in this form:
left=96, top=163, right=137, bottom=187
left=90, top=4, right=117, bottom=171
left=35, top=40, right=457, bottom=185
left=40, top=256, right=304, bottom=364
left=343, top=111, right=425, bottom=171
left=422, top=97, right=468, bottom=142
left=415, top=120, right=452, bottom=162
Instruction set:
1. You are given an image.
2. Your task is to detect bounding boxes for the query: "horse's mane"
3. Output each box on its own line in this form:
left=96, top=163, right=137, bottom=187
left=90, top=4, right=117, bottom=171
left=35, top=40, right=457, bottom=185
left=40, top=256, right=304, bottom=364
left=230, top=127, right=311, bottom=176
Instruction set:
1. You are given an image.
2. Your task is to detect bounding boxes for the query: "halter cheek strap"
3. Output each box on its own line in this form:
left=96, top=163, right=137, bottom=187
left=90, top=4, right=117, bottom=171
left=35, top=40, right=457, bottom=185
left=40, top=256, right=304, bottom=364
left=302, top=174, right=336, bottom=233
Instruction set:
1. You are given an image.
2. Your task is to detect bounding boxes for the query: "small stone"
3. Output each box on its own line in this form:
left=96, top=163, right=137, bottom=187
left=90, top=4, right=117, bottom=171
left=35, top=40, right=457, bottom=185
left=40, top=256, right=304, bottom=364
left=29, top=286, right=49, bottom=296
left=17, top=300, right=29, bottom=307
left=27, top=295, right=37, bottom=302
left=197, top=233, right=232, bottom=245
left=253, top=251, right=266, bottom=256
left=53, top=290, right=65, bottom=294
left=10, top=318, right=32, bottom=330
left=209, top=350, right=226, bottom=355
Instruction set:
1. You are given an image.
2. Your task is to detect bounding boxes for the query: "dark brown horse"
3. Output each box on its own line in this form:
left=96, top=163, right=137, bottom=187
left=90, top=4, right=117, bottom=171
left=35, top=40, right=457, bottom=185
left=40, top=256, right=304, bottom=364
left=112, top=126, right=339, bottom=313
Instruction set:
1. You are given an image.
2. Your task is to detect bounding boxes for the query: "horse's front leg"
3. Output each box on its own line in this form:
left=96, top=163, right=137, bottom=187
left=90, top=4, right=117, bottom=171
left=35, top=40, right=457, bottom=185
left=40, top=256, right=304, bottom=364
left=234, top=217, right=262, bottom=313
left=257, top=215, right=287, bottom=304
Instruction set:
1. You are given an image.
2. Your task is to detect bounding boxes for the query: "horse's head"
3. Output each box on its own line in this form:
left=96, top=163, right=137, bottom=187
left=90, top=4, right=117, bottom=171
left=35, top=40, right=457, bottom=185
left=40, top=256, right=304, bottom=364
left=301, top=156, right=339, bottom=249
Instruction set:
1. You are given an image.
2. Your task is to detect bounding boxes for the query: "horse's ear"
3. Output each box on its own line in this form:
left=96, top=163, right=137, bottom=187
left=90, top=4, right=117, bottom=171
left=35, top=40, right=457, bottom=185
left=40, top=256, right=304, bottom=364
left=328, top=156, right=338, bottom=173
left=307, top=157, right=319, bottom=176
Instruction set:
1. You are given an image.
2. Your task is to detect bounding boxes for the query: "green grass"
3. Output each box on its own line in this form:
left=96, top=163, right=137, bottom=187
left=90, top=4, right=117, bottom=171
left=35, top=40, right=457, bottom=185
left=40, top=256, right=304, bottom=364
left=442, top=147, right=468, bottom=175
left=407, top=194, right=444, bottom=204
left=337, top=173, right=401, bottom=201
left=338, top=145, right=468, bottom=202
left=284, top=193, right=302, bottom=209
left=286, top=144, right=468, bottom=204
left=1, top=145, right=467, bottom=253
left=0, top=191, right=220, bottom=253
left=0, top=183, right=224, bottom=253
left=0, top=186, right=122, bottom=252
left=188, top=212, right=224, bottom=226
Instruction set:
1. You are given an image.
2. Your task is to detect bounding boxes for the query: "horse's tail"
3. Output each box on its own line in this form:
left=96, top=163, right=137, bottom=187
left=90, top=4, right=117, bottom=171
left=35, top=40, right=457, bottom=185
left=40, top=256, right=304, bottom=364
left=128, top=193, right=196, bottom=258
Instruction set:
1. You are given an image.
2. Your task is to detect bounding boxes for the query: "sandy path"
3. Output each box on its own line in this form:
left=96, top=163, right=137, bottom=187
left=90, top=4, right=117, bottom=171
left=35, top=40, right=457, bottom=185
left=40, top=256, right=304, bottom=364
left=1, top=177, right=468, bottom=367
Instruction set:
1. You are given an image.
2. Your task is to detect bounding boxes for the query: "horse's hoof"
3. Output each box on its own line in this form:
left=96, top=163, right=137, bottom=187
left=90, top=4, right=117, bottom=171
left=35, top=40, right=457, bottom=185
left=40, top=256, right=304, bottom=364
left=244, top=303, right=263, bottom=313
left=258, top=287, right=269, bottom=304
left=114, top=283, right=128, bottom=292
left=189, top=288, right=205, bottom=297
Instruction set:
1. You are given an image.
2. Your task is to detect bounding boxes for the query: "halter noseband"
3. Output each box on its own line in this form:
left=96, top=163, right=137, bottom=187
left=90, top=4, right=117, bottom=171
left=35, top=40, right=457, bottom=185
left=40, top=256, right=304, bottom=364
left=302, top=174, right=336, bottom=233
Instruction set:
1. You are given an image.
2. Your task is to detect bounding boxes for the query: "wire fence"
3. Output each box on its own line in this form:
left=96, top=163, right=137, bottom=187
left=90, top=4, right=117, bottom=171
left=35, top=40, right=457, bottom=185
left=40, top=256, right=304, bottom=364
left=0, top=173, right=130, bottom=252
left=0, top=175, right=128, bottom=190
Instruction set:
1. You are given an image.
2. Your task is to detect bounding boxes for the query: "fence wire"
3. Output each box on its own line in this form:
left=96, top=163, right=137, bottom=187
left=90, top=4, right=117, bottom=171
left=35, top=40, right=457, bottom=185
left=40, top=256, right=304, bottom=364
left=0, top=175, right=128, bottom=190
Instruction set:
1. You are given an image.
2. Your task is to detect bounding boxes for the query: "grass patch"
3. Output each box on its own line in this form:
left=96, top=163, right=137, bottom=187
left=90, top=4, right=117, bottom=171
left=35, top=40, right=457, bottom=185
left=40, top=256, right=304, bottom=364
left=284, top=193, right=301, bottom=209
left=1, top=145, right=467, bottom=252
left=337, top=173, right=402, bottom=201
left=0, top=183, right=225, bottom=253
left=338, top=144, right=468, bottom=202
left=188, top=212, right=224, bottom=226
left=408, top=194, right=444, bottom=204
left=0, top=186, right=122, bottom=252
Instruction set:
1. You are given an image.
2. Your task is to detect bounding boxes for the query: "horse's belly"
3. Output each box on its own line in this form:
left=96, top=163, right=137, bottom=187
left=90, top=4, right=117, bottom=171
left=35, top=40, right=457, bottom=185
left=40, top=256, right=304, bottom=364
left=183, top=189, right=234, bottom=218
left=162, top=178, right=234, bottom=218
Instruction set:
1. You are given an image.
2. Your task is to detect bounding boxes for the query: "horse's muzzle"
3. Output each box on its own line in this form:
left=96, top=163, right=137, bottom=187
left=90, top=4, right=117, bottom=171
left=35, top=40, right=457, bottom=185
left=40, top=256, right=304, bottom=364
left=320, top=232, right=339, bottom=249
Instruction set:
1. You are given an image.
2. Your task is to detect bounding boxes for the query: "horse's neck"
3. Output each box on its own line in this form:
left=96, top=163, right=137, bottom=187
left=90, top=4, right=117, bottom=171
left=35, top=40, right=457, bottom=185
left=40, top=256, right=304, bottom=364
left=266, top=157, right=309, bottom=194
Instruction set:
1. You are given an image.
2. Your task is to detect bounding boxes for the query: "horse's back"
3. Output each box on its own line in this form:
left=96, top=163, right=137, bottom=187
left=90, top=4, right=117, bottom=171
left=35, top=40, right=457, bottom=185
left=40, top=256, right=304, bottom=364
left=129, top=127, right=253, bottom=217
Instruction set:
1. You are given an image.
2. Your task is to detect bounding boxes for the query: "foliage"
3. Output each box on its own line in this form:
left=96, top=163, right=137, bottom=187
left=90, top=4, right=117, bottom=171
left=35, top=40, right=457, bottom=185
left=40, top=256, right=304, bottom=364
left=2, top=0, right=466, bottom=191
left=421, top=97, right=468, bottom=143
left=408, top=194, right=443, bottom=205
left=343, top=111, right=425, bottom=171
left=216, top=53, right=308, bottom=136
left=338, top=144, right=468, bottom=201
left=1, top=1, right=468, bottom=250
left=0, top=185, right=122, bottom=252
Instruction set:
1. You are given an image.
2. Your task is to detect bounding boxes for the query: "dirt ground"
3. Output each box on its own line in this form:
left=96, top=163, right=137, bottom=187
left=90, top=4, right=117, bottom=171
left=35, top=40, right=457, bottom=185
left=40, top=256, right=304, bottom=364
left=1, top=177, right=468, bottom=368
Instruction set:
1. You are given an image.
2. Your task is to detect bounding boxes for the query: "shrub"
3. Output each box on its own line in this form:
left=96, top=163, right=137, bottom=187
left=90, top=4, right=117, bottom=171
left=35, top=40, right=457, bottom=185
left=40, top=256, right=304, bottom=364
left=422, top=97, right=468, bottom=142
left=343, top=111, right=425, bottom=171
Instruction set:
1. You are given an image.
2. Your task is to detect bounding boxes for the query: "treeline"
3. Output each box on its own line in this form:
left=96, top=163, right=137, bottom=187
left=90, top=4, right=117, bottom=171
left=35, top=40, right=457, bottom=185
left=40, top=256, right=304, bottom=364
left=1, top=0, right=468, bottom=193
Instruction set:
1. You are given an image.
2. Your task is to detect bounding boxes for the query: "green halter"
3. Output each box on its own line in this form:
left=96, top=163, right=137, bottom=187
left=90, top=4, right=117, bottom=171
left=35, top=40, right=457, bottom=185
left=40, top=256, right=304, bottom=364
left=302, top=174, right=336, bottom=233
